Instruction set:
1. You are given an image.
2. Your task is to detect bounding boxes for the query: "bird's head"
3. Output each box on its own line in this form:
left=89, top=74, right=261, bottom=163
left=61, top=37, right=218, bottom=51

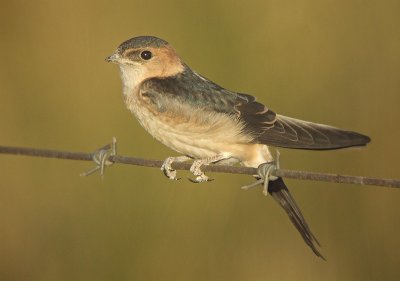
left=106, top=36, right=184, bottom=83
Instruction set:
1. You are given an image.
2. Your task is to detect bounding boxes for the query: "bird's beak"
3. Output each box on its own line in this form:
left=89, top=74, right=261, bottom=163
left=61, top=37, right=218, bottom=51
left=105, top=53, right=121, bottom=63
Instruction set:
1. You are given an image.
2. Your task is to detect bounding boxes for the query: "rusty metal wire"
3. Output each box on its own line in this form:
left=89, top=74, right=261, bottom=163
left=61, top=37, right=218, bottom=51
left=0, top=142, right=399, bottom=188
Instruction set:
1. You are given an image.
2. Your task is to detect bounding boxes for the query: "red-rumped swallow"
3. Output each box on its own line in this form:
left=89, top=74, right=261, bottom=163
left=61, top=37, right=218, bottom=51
left=106, top=36, right=370, bottom=259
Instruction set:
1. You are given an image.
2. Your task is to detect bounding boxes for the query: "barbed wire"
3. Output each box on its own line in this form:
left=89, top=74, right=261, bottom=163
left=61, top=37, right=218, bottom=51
left=0, top=140, right=399, bottom=188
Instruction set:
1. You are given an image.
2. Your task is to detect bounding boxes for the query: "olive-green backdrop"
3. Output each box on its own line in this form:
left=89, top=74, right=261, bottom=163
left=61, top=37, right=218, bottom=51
left=1, top=0, right=399, bottom=280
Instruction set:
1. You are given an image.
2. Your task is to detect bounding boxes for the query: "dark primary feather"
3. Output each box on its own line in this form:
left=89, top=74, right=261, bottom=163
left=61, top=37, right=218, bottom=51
left=141, top=66, right=370, bottom=150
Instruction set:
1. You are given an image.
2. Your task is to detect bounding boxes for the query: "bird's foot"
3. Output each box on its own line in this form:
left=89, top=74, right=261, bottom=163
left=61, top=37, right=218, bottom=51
left=160, top=156, right=191, bottom=180
left=188, top=159, right=214, bottom=183
left=187, top=154, right=231, bottom=183
left=81, top=137, right=117, bottom=178
left=162, top=154, right=229, bottom=183
left=241, top=151, right=280, bottom=196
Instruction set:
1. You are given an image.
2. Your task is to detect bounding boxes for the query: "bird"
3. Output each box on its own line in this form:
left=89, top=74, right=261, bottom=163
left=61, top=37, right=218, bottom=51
left=105, top=35, right=370, bottom=259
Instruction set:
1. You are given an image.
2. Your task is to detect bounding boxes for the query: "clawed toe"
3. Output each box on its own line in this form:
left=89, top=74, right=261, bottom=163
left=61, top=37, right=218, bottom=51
left=188, top=159, right=212, bottom=183
left=161, top=156, right=191, bottom=181
left=161, top=157, right=180, bottom=180
left=188, top=174, right=213, bottom=183
left=162, top=167, right=179, bottom=180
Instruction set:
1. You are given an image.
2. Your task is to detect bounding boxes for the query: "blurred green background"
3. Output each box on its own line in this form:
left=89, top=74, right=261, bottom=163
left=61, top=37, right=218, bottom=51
left=1, top=0, right=399, bottom=280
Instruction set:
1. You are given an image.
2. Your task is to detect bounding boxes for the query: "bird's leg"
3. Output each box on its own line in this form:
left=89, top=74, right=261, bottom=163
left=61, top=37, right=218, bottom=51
left=242, top=150, right=280, bottom=195
left=161, top=156, right=191, bottom=180
left=189, top=153, right=231, bottom=183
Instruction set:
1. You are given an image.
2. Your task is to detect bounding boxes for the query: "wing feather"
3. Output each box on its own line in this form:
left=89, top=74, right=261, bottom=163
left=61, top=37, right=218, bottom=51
left=235, top=93, right=370, bottom=149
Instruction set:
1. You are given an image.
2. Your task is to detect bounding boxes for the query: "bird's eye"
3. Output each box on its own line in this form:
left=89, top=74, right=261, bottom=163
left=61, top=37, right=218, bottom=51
left=140, top=50, right=152, bottom=60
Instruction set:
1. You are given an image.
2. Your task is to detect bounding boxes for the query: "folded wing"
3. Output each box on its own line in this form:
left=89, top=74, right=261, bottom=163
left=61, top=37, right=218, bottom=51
left=235, top=93, right=371, bottom=150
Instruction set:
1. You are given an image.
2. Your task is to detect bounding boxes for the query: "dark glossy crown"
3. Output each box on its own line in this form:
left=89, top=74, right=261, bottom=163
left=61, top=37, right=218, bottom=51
left=117, top=36, right=169, bottom=53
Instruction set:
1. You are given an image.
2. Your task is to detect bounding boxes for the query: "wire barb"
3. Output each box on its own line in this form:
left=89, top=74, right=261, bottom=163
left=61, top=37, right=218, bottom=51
left=241, top=161, right=278, bottom=195
left=241, top=149, right=281, bottom=194
left=80, top=137, right=117, bottom=177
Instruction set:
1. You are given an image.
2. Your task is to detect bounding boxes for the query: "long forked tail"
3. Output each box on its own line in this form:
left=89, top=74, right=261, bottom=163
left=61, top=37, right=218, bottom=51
left=268, top=177, right=326, bottom=260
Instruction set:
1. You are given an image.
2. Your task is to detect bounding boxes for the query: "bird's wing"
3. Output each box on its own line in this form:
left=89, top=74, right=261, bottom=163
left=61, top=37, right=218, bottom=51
left=141, top=71, right=370, bottom=150
left=234, top=93, right=371, bottom=150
